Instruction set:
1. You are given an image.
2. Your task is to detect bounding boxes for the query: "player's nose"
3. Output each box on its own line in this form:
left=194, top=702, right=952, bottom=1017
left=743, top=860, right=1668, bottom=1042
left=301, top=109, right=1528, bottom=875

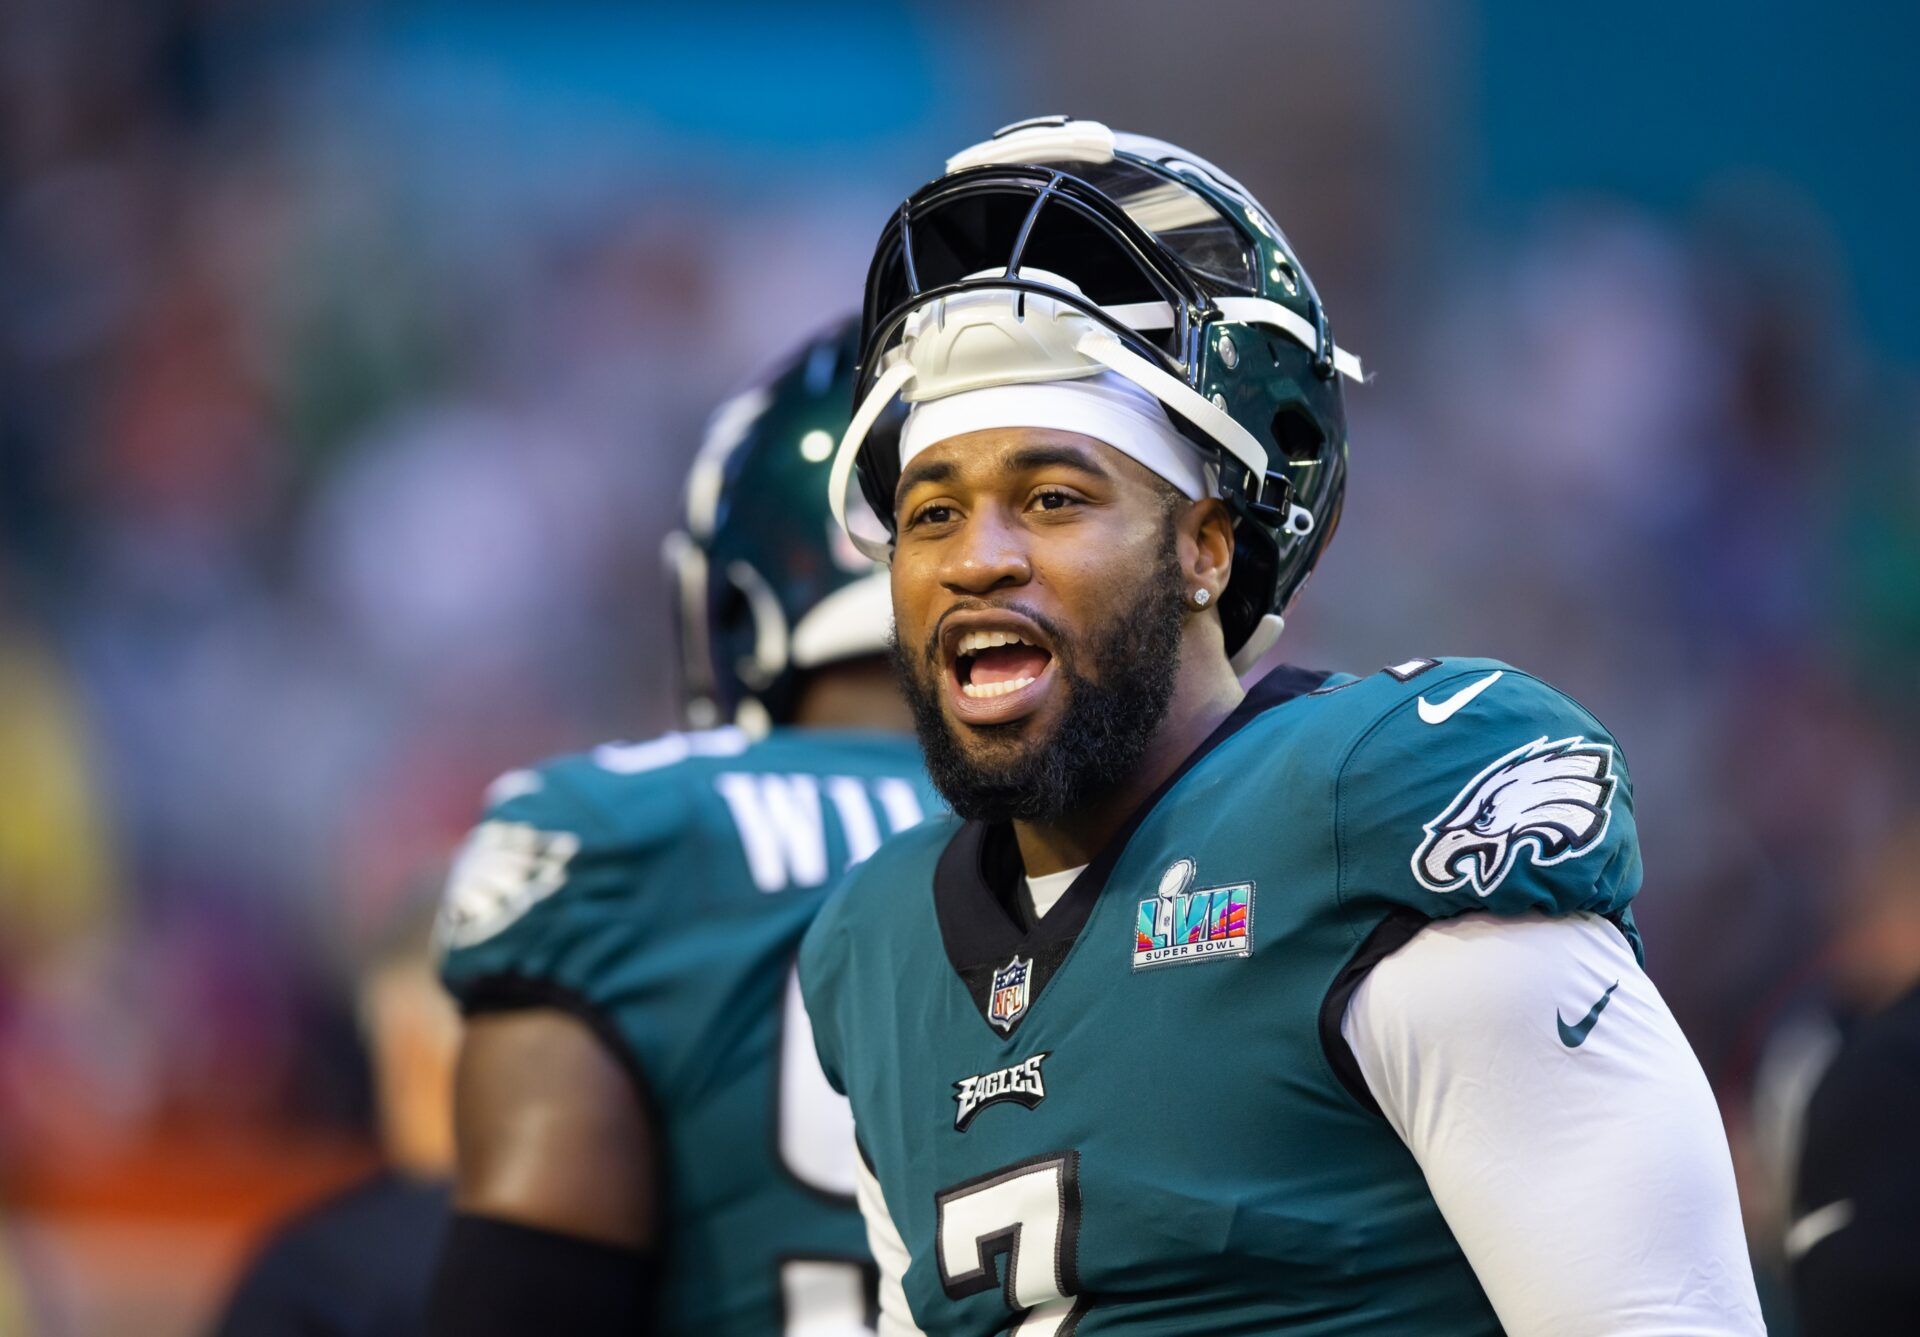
left=938, top=507, right=1033, bottom=596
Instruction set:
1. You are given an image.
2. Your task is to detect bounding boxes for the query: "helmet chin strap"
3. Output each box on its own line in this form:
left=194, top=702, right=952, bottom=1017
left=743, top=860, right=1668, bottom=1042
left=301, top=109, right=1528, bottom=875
left=1069, top=329, right=1268, bottom=479
left=1229, top=612, right=1286, bottom=676
left=829, top=357, right=915, bottom=560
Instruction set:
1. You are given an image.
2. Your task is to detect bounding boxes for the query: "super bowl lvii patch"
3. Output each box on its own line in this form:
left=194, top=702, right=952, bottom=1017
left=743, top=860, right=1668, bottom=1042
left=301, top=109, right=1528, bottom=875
left=1132, top=858, right=1254, bottom=970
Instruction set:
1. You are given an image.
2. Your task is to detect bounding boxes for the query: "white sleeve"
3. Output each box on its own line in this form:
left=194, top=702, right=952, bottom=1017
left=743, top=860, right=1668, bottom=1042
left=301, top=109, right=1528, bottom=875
left=855, top=1138, right=928, bottom=1337
left=1341, top=911, right=1764, bottom=1337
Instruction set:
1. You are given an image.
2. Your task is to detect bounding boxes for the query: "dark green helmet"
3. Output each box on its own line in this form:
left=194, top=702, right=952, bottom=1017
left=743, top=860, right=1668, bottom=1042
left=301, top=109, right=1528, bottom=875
left=829, top=117, right=1364, bottom=670
left=666, top=318, right=892, bottom=730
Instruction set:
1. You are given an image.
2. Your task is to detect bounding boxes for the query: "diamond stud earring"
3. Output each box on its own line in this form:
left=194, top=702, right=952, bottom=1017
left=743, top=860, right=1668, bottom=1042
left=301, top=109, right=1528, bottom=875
left=1192, top=588, right=1211, bottom=608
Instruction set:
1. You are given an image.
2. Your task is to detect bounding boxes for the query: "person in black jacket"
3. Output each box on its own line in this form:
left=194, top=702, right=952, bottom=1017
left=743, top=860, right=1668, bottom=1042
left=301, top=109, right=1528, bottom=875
left=1790, top=822, right=1920, bottom=1335
left=212, top=919, right=457, bottom=1337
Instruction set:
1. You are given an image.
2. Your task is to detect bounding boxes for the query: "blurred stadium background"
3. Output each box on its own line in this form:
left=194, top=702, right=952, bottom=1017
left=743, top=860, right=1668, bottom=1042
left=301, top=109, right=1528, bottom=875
left=1, top=1, right=1915, bottom=1333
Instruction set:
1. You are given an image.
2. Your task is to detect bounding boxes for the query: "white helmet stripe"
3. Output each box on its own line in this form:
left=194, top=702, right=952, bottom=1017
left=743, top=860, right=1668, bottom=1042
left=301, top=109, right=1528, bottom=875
left=945, top=119, right=1118, bottom=173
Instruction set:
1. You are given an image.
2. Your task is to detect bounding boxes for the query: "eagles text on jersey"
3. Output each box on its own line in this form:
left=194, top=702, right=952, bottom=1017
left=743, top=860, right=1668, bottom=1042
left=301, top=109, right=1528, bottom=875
left=439, top=725, right=937, bottom=1335
left=800, top=659, right=1642, bottom=1335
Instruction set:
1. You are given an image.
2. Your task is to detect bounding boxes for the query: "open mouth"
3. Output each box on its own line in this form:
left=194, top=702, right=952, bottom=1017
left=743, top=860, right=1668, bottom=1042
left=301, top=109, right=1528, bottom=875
left=943, top=620, right=1058, bottom=725
left=956, top=630, right=1053, bottom=698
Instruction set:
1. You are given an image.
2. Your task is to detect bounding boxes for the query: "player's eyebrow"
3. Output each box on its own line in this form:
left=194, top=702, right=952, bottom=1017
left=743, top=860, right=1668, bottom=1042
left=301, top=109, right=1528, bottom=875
left=1005, top=443, right=1110, bottom=479
left=894, top=456, right=955, bottom=504
left=894, top=441, right=1112, bottom=509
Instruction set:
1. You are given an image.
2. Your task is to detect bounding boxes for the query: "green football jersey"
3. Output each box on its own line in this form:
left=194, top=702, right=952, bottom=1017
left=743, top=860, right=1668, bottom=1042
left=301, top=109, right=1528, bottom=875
left=437, top=725, right=938, bottom=1335
left=800, top=660, right=1642, bottom=1335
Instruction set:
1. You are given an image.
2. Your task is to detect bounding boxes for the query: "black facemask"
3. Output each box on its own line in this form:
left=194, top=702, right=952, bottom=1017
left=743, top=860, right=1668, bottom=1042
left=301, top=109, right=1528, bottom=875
left=892, top=515, right=1186, bottom=825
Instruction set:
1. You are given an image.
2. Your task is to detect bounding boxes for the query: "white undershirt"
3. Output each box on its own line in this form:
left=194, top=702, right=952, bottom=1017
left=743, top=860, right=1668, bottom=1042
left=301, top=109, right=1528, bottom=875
left=851, top=910, right=1765, bottom=1336
left=1023, top=864, right=1086, bottom=922
left=1339, top=911, right=1763, bottom=1335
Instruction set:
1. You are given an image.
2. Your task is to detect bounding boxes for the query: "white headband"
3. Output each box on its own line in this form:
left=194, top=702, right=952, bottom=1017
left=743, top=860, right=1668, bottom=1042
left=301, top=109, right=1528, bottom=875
left=898, top=371, right=1216, bottom=500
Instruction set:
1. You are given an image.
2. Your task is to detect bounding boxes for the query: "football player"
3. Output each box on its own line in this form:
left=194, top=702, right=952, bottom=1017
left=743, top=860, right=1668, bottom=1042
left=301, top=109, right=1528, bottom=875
left=427, top=320, right=937, bottom=1336
left=799, top=119, right=1765, bottom=1334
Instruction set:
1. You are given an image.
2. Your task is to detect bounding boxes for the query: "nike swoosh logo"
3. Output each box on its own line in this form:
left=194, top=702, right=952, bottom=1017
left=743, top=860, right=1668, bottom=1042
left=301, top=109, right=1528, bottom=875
left=1557, top=980, right=1620, bottom=1047
left=1785, top=1199, right=1854, bottom=1260
left=1417, top=670, right=1503, bottom=724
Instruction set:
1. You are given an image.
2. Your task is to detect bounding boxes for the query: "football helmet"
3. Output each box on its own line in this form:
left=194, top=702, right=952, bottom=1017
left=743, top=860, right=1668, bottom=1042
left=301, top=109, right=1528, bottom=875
left=829, top=117, right=1364, bottom=670
left=667, top=317, right=892, bottom=730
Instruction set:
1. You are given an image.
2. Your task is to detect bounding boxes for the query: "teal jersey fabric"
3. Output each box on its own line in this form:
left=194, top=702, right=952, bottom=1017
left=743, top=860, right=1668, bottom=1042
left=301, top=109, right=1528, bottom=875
left=437, top=725, right=938, bottom=1335
left=800, top=660, right=1641, bottom=1335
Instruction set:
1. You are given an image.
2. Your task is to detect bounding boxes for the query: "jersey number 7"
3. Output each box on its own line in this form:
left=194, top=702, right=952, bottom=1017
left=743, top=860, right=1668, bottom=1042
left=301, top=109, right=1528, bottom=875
left=936, top=1152, right=1087, bottom=1335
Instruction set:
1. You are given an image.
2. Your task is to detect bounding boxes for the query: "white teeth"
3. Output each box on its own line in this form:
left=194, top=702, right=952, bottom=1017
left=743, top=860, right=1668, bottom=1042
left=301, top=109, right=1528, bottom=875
left=956, top=629, right=1030, bottom=657
left=961, top=676, right=1037, bottom=699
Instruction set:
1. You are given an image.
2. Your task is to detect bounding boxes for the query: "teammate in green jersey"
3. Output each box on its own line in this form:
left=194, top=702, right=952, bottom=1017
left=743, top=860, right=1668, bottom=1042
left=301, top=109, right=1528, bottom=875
left=800, top=119, right=1764, bottom=1335
left=427, top=320, right=938, bottom=1337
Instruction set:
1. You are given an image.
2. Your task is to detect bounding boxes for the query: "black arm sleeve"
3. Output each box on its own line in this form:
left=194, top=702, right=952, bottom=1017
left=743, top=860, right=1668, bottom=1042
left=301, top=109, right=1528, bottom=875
left=426, top=1213, right=657, bottom=1337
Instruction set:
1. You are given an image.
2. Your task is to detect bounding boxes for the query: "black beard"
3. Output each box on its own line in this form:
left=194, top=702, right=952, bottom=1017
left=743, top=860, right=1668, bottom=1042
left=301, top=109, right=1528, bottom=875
left=891, top=521, right=1187, bottom=825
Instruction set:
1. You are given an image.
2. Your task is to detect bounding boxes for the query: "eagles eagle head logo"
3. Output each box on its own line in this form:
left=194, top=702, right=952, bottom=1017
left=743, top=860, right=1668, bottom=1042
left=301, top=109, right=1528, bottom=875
left=1412, top=736, right=1617, bottom=896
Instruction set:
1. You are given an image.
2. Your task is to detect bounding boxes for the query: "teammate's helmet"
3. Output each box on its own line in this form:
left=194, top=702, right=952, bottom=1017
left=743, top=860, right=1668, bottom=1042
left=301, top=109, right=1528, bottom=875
left=666, top=317, right=892, bottom=731
left=829, top=117, right=1364, bottom=670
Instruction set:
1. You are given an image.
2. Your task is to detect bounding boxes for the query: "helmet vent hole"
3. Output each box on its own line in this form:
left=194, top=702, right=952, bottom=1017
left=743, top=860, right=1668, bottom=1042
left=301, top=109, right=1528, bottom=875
left=1269, top=404, right=1325, bottom=463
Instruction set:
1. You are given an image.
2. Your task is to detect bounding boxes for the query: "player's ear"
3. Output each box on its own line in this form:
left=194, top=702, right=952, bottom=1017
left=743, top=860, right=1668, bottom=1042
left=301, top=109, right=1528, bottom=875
left=1182, top=496, right=1235, bottom=602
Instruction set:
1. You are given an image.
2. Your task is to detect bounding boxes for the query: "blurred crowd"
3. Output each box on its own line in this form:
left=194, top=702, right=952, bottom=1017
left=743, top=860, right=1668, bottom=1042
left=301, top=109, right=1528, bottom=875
left=1, top=2, right=1915, bottom=1334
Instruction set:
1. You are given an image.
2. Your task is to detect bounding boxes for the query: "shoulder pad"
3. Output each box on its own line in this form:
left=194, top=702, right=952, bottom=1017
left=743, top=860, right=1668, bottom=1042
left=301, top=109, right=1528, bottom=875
left=434, top=733, right=743, bottom=982
left=1332, top=660, right=1641, bottom=924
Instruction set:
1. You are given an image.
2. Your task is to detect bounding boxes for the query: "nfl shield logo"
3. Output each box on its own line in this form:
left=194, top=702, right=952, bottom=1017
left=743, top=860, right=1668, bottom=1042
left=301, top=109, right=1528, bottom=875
left=987, top=955, right=1031, bottom=1032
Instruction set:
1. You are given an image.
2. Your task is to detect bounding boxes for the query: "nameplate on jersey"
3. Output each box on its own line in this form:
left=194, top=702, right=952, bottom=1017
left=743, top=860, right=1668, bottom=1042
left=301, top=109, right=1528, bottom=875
left=1131, top=858, right=1255, bottom=970
left=712, top=771, right=925, bottom=894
